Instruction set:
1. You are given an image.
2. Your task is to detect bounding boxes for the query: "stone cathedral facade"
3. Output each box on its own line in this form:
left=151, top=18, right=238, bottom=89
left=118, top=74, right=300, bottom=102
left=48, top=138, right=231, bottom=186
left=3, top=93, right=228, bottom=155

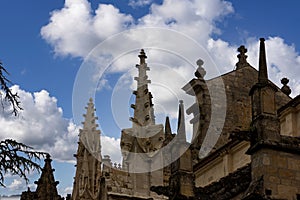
left=21, top=38, right=300, bottom=200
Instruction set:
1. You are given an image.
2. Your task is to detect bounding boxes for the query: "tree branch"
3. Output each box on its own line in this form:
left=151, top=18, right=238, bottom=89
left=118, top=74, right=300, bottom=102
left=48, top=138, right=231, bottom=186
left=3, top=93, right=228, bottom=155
left=0, top=139, right=47, bottom=187
left=0, top=61, right=22, bottom=116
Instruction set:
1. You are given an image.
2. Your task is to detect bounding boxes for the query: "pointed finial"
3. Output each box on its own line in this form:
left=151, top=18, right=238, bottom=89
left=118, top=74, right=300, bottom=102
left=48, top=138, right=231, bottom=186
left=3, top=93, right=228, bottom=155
left=281, top=77, right=291, bottom=96
left=138, top=49, right=147, bottom=65
left=45, top=153, right=52, bottom=162
left=177, top=100, right=186, bottom=142
left=236, top=45, right=250, bottom=70
left=258, top=38, right=268, bottom=84
left=195, top=59, right=206, bottom=78
left=165, top=116, right=172, bottom=135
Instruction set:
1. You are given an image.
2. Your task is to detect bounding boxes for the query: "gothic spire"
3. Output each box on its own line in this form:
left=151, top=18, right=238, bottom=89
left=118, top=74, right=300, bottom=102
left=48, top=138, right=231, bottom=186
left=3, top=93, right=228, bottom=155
left=131, top=49, right=155, bottom=126
left=165, top=116, right=172, bottom=135
left=258, top=38, right=268, bottom=84
left=177, top=100, right=186, bottom=142
left=34, top=154, right=62, bottom=200
left=80, top=97, right=101, bottom=160
left=135, top=49, right=151, bottom=88
left=72, top=98, right=102, bottom=200
left=82, top=98, right=99, bottom=131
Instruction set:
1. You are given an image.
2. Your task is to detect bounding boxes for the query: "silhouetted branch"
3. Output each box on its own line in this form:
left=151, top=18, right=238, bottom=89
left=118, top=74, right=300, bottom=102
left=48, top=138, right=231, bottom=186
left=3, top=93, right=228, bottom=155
left=0, top=139, right=46, bottom=187
left=0, top=60, right=46, bottom=187
left=0, top=61, right=22, bottom=116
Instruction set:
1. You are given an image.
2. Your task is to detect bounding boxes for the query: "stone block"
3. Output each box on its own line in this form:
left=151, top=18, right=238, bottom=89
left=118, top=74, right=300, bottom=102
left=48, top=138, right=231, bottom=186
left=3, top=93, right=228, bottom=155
left=277, top=185, right=298, bottom=199
left=288, top=157, right=300, bottom=170
left=280, top=178, right=292, bottom=185
left=291, top=179, right=300, bottom=186
left=263, top=156, right=270, bottom=165
left=277, top=156, right=287, bottom=168
left=265, top=166, right=278, bottom=175
left=268, top=175, right=280, bottom=184
left=278, top=169, right=295, bottom=180
left=295, top=172, right=300, bottom=181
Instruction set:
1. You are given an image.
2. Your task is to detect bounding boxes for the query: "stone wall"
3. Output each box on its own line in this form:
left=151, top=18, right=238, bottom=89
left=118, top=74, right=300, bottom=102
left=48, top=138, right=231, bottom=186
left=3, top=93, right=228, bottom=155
left=195, top=141, right=250, bottom=187
left=231, top=142, right=251, bottom=172
left=251, top=148, right=300, bottom=199
left=279, top=103, right=300, bottom=137
left=195, top=157, right=224, bottom=187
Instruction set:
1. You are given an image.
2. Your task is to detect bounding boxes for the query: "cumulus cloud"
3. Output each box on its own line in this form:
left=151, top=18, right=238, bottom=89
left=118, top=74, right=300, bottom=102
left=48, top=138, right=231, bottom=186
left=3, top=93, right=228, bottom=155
left=129, top=0, right=153, bottom=8
left=207, top=38, right=237, bottom=72
left=41, top=0, right=236, bottom=122
left=101, top=136, right=121, bottom=163
left=1, top=173, right=38, bottom=196
left=7, top=179, right=23, bottom=191
left=41, top=0, right=234, bottom=59
left=40, top=0, right=95, bottom=57
left=261, top=37, right=300, bottom=96
left=41, top=0, right=133, bottom=57
left=0, top=86, right=122, bottom=164
left=60, top=186, right=73, bottom=198
left=230, top=36, right=300, bottom=97
left=0, top=85, right=79, bottom=162
left=93, top=4, right=133, bottom=39
left=41, top=0, right=300, bottom=93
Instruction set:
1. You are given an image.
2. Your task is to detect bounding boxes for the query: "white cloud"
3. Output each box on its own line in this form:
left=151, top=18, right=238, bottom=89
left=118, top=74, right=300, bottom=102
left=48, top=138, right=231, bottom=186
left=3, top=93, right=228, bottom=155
left=40, top=0, right=300, bottom=96
left=96, top=77, right=112, bottom=91
left=206, top=36, right=300, bottom=97
left=40, top=0, right=95, bottom=57
left=41, top=0, right=133, bottom=58
left=207, top=38, right=237, bottom=72
left=93, top=4, right=133, bottom=39
left=0, top=85, right=122, bottom=164
left=129, top=0, right=153, bottom=8
left=60, top=186, right=73, bottom=198
left=264, top=37, right=300, bottom=96
left=101, top=136, right=121, bottom=163
left=0, top=86, right=78, bottom=162
left=236, top=37, right=300, bottom=97
left=41, top=0, right=235, bottom=59
left=7, top=179, right=23, bottom=191
left=41, top=0, right=236, bottom=122
left=0, top=172, right=39, bottom=196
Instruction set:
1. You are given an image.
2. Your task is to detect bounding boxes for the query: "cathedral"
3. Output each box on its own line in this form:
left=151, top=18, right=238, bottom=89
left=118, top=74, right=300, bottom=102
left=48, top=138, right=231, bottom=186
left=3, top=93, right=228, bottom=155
left=21, top=38, right=300, bottom=200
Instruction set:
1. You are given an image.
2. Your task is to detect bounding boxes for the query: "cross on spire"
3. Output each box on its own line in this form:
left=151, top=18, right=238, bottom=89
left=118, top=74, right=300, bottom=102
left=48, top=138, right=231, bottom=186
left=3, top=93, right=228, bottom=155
left=238, top=45, right=247, bottom=55
left=236, top=45, right=250, bottom=70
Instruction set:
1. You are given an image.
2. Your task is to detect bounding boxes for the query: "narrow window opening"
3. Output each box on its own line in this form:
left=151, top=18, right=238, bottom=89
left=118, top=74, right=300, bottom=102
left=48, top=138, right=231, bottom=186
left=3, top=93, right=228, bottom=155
left=265, top=189, right=272, bottom=196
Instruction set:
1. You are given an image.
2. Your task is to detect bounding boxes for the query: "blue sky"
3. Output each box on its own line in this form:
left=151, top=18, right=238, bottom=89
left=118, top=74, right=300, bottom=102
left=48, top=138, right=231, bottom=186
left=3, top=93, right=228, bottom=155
left=0, top=0, right=300, bottom=197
